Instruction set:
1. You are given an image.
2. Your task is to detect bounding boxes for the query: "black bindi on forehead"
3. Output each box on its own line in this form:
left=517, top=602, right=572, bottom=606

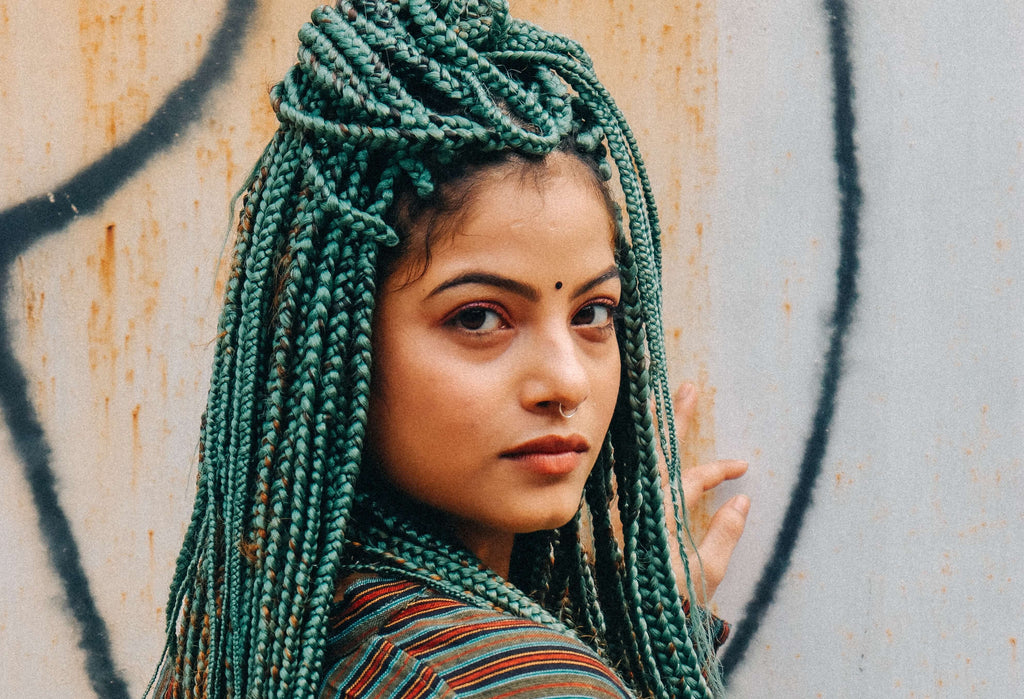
left=555, top=281, right=563, bottom=290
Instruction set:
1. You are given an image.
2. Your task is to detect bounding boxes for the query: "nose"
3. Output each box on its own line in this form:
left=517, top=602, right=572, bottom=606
left=519, top=325, right=590, bottom=417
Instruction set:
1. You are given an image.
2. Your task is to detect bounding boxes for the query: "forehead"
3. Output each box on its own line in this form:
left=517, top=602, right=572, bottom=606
left=437, top=158, right=614, bottom=262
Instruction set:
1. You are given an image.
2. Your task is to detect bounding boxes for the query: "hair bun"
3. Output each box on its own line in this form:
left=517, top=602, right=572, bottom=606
left=274, top=0, right=573, bottom=157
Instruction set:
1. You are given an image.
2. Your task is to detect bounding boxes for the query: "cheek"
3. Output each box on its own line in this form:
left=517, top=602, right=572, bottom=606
left=371, top=343, right=501, bottom=451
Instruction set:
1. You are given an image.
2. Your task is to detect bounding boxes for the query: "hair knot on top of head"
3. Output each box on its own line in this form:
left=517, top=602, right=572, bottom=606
left=261, top=0, right=612, bottom=244
left=264, top=0, right=618, bottom=247
left=275, top=0, right=580, bottom=162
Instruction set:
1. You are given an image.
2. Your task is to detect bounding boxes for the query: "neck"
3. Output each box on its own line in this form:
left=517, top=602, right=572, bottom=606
left=451, top=522, right=515, bottom=579
left=356, top=481, right=516, bottom=579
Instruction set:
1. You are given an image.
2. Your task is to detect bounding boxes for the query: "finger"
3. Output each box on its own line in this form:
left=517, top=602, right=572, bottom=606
left=681, top=459, right=748, bottom=511
left=694, top=494, right=750, bottom=603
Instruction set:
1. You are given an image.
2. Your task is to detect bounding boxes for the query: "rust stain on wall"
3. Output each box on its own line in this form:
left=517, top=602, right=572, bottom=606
left=18, top=257, right=45, bottom=338
left=133, top=204, right=165, bottom=327
left=16, top=257, right=55, bottom=414
left=782, top=278, right=793, bottom=320
left=0, top=4, right=11, bottom=105
left=99, top=223, right=116, bottom=296
left=196, top=135, right=242, bottom=198
left=131, top=403, right=142, bottom=489
left=87, top=223, right=119, bottom=377
left=1, top=3, right=9, bottom=28
left=212, top=249, right=232, bottom=301
left=77, top=0, right=155, bottom=149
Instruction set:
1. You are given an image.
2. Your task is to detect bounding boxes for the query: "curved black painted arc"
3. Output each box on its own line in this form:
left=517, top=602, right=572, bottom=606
left=0, top=336, right=132, bottom=697
left=0, top=0, right=257, bottom=696
left=720, top=0, right=862, bottom=680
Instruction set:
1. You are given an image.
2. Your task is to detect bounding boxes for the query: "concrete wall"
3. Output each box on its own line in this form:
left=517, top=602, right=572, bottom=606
left=1, top=1, right=1020, bottom=696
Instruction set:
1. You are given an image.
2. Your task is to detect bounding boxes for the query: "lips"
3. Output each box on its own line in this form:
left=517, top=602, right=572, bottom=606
left=501, top=435, right=590, bottom=475
left=502, top=434, right=590, bottom=457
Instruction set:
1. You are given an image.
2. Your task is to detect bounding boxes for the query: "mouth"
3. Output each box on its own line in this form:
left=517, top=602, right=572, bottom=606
left=501, top=434, right=590, bottom=457
left=500, top=435, right=590, bottom=476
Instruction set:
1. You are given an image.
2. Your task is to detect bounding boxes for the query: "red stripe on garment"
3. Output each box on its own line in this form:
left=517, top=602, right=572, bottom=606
left=450, top=650, right=611, bottom=689
left=343, top=641, right=396, bottom=694
left=334, top=581, right=416, bottom=627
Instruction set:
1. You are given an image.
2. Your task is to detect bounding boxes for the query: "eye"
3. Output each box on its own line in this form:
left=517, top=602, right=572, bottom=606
left=448, top=305, right=506, bottom=332
left=572, top=301, right=617, bottom=328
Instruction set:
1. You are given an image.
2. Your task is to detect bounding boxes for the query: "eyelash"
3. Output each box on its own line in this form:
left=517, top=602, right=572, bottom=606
left=445, top=303, right=509, bottom=333
left=444, top=300, right=621, bottom=335
left=572, top=300, right=620, bottom=329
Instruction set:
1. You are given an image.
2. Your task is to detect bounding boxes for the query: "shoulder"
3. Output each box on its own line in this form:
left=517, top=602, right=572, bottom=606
left=319, top=574, right=634, bottom=699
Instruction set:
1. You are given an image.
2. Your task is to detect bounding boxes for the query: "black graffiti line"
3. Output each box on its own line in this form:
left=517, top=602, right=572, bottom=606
left=720, top=0, right=863, bottom=680
left=0, top=1, right=256, bottom=696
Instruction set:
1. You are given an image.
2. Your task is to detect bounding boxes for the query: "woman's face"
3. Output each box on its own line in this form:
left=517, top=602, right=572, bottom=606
left=368, top=153, right=622, bottom=570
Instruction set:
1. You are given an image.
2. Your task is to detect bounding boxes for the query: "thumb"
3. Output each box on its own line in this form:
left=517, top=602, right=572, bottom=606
left=694, top=494, right=750, bottom=603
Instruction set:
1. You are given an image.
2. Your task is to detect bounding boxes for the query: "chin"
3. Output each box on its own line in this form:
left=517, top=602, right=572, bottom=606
left=514, top=502, right=583, bottom=534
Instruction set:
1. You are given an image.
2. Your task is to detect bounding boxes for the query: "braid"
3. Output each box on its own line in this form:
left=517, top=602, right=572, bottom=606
left=559, top=511, right=610, bottom=648
left=585, top=444, right=651, bottom=694
left=153, top=2, right=723, bottom=697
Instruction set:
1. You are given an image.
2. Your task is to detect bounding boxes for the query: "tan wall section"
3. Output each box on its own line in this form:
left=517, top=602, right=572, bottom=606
left=3, top=2, right=335, bottom=694
left=0, top=2, right=718, bottom=694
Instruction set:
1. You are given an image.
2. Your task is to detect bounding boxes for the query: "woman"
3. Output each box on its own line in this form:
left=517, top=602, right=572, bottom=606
left=151, top=1, right=748, bottom=697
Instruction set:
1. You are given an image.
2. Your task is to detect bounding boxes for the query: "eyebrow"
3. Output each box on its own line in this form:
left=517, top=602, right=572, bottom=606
left=427, top=265, right=621, bottom=301
left=428, top=273, right=539, bottom=301
left=571, top=266, right=622, bottom=298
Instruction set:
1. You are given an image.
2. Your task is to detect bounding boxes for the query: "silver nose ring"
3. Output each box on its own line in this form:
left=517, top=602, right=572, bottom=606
left=558, top=402, right=581, bottom=419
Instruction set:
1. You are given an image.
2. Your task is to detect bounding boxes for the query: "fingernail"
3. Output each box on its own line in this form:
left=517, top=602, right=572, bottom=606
left=730, top=494, right=750, bottom=515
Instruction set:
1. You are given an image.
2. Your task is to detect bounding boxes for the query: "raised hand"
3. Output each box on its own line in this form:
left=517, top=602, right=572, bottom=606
left=672, top=383, right=750, bottom=604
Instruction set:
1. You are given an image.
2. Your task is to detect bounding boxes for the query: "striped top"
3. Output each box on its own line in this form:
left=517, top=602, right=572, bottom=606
left=319, top=574, right=635, bottom=698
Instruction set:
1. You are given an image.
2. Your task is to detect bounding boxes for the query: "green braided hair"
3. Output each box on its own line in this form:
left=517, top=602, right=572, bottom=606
left=150, top=1, right=723, bottom=697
